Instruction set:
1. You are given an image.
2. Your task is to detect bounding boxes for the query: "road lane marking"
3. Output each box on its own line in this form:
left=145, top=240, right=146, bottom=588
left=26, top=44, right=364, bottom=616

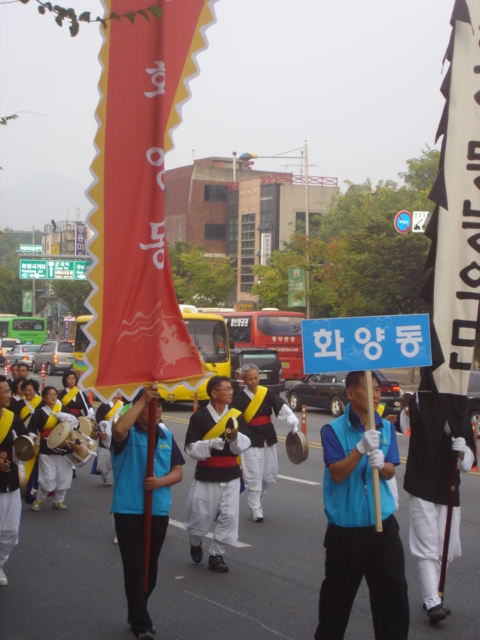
left=169, top=519, right=251, bottom=548
left=278, top=474, right=321, bottom=486
left=184, top=591, right=294, bottom=639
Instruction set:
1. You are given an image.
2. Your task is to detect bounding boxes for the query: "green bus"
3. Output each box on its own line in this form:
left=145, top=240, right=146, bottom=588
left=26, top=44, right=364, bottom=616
left=0, top=316, right=47, bottom=345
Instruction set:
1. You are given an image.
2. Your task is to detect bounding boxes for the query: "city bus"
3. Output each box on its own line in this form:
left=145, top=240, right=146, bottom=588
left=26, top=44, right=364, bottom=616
left=218, top=310, right=305, bottom=380
left=0, top=315, right=47, bottom=345
left=73, top=311, right=230, bottom=401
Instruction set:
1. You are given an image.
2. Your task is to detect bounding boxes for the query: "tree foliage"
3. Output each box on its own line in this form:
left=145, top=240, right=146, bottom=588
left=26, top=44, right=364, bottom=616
left=49, top=280, right=91, bottom=315
left=252, top=147, right=438, bottom=318
left=169, top=243, right=236, bottom=307
left=18, top=0, right=163, bottom=37
left=0, top=268, right=23, bottom=314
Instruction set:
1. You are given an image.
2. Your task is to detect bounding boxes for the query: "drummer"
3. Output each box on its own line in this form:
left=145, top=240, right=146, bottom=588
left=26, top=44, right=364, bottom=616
left=16, top=379, right=42, bottom=425
left=8, top=378, right=25, bottom=416
left=29, top=386, right=78, bottom=511
left=57, top=371, right=95, bottom=420
left=230, top=364, right=299, bottom=522
left=0, top=378, right=30, bottom=587
left=94, top=393, right=124, bottom=486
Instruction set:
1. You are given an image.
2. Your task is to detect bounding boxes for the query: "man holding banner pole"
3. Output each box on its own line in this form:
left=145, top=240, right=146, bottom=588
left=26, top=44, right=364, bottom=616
left=315, top=370, right=409, bottom=640
left=111, top=384, right=185, bottom=640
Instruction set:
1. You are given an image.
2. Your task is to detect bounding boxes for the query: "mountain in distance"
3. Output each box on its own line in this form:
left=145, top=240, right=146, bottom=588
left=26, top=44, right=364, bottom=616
left=0, top=173, right=92, bottom=231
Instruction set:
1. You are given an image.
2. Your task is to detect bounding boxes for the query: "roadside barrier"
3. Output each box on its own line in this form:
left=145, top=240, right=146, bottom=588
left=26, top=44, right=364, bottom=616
left=193, top=392, right=198, bottom=413
left=302, top=404, right=307, bottom=437
left=40, top=362, right=46, bottom=390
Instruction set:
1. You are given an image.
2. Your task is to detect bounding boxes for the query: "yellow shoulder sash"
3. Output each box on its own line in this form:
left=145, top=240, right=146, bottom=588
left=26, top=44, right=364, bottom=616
left=20, top=395, right=42, bottom=421
left=203, top=408, right=242, bottom=441
left=105, top=400, right=123, bottom=420
left=243, top=386, right=268, bottom=423
left=42, top=401, right=63, bottom=433
left=61, top=386, right=79, bottom=406
left=0, top=409, right=14, bottom=446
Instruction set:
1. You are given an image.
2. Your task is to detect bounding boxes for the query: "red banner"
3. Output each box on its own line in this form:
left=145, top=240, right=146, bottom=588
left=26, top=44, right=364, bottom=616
left=83, top=0, right=217, bottom=400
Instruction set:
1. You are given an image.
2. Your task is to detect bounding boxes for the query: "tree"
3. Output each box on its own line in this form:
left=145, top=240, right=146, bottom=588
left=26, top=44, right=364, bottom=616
left=49, top=280, right=91, bottom=315
left=0, top=268, right=23, bottom=314
left=18, top=0, right=163, bottom=37
left=168, top=243, right=236, bottom=306
left=250, top=148, right=438, bottom=318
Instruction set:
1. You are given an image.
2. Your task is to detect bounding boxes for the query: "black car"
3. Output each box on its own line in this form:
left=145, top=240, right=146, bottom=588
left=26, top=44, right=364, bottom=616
left=286, top=370, right=403, bottom=417
left=466, top=370, right=480, bottom=437
left=230, top=347, right=285, bottom=394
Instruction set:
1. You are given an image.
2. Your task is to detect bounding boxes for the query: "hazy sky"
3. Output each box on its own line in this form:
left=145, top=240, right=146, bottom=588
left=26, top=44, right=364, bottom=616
left=0, top=0, right=453, bottom=230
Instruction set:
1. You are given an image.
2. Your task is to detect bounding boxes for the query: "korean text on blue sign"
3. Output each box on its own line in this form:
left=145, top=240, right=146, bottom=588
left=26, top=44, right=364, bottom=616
left=301, top=314, right=432, bottom=374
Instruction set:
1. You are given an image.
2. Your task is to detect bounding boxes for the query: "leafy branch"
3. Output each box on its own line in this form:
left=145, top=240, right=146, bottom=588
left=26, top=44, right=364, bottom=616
left=0, top=114, right=19, bottom=126
left=18, top=0, right=163, bottom=37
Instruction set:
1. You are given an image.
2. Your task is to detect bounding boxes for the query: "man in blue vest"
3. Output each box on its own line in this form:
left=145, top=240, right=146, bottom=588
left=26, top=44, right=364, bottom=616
left=112, top=385, right=185, bottom=640
left=314, top=370, right=409, bottom=640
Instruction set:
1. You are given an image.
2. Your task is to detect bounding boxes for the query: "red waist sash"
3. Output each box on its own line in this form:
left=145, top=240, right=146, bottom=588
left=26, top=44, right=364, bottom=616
left=197, top=456, right=238, bottom=468
left=249, top=415, right=271, bottom=426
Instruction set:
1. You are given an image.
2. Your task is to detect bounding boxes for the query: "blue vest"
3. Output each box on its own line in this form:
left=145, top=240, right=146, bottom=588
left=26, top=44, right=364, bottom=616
left=111, top=425, right=173, bottom=516
left=323, top=406, right=395, bottom=527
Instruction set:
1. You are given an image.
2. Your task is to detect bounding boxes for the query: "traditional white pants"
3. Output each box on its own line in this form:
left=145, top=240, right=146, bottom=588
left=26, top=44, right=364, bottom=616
left=37, top=454, right=73, bottom=503
left=409, top=495, right=461, bottom=609
left=96, top=447, right=113, bottom=483
left=184, top=478, right=240, bottom=556
left=0, top=489, right=21, bottom=568
left=241, top=443, right=278, bottom=510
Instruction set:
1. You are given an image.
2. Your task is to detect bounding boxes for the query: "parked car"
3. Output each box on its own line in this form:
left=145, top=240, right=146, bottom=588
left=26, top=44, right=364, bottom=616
left=31, top=341, right=74, bottom=375
left=466, top=369, right=480, bottom=437
left=230, top=347, right=285, bottom=394
left=0, top=338, right=22, bottom=366
left=286, top=370, right=403, bottom=417
left=8, top=344, right=41, bottom=370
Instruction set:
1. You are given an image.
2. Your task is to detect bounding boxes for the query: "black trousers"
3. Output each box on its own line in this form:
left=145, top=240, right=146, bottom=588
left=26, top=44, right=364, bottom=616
left=114, top=513, right=169, bottom=636
left=314, top=515, right=409, bottom=640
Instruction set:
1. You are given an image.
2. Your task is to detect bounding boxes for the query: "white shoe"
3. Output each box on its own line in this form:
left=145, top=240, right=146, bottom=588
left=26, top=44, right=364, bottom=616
left=252, top=507, right=264, bottom=522
left=0, top=568, right=8, bottom=586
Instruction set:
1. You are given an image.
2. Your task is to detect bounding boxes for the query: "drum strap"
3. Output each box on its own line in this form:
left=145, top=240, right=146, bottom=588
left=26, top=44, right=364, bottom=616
left=0, top=409, right=14, bottom=446
left=62, top=386, right=79, bottom=406
left=202, top=408, right=242, bottom=441
left=20, top=396, right=42, bottom=421
left=243, top=386, right=268, bottom=424
left=41, top=402, right=63, bottom=437
left=106, top=400, right=123, bottom=420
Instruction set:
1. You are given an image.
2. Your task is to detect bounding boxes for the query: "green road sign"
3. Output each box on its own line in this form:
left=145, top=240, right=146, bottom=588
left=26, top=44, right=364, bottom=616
left=19, top=260, right=47, bottom=279
left=19, top=259, right=92, bottom=280
left=19, top=244, right=43, bottom=253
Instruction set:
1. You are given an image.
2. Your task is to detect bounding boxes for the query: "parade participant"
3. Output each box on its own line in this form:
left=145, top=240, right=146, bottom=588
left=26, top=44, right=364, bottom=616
left=111, top=385, right=184, bottom=640
left=16, top=379, right=42, bottom=425
left=57, top=371, right=95, bottom=419
left=29, top=386, right=78, bottom=511
left=398, top=393, right=412, bottom=435
left=184, top=375, right=251, bottom=573
left=230, top=364, right=298, bottom=522
left=315, top=371, right=409, bottom=640
left=0, top=379, right=29, bottom=586
left=94, top=394, right=124, bottom=486
left=16, top=363, right=29, bottom=380
left=8, top=377, right=25, bottom=416
left=404, top=392, right=475, bottom=624
left=9, top=364, right=19, bottom=383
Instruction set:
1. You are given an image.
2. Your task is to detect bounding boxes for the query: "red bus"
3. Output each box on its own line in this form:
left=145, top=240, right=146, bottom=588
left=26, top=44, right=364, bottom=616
left=219, top=310, right=305, bottom=380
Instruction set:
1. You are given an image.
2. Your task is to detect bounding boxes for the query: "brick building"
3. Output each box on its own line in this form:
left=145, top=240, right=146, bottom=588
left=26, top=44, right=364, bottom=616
left=164, top=156, right=338, bottom=306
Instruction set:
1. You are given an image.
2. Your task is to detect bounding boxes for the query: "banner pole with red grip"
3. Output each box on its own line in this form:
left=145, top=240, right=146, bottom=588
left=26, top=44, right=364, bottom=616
left=143, top=395, right=157, bottom=591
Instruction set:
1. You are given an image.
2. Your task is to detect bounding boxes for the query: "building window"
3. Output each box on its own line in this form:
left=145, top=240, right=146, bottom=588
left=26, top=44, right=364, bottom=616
left=205, top=224, right=226, bottom=240
left=227, top=215, right=238, bottom=256
left=240, top=213, right=256, bottom=292
left=204, top=185, right=227, bottom=202
left=295, top=211, right=321, bottom=235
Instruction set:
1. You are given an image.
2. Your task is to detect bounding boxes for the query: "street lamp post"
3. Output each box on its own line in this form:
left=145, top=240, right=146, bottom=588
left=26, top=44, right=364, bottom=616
left=239, top=141, right=311, bottom=318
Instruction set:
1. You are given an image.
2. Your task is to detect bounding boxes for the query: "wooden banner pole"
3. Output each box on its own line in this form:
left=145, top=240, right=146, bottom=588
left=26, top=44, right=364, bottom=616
left=143, top=394, right=157, bottom=591
left=365, top=370, right=382, bottom=533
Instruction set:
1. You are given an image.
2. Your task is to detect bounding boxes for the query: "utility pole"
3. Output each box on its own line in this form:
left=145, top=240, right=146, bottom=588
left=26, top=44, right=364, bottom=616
left=32, top=225, right=36, bottom=316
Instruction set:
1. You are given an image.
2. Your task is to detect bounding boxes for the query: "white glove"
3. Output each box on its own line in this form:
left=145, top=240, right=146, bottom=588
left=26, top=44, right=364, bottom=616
left=356, top=430, right=380, bottom=455
left=286, top=413, right=299, bottom=433
left=209, top=437, right=225, bottom=451
left=367, top=449, right=385, bottom=469
left=97, top=420, right=108, bottom=433
left=451, top=437, right=466, bottom=453
left=55, top=411, right=71, bottom=422
left=87, top=408, right=95, bottom=420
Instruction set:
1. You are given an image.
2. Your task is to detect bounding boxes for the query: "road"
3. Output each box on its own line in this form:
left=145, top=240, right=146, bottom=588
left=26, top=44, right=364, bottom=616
left=2, top=380, right=479, bottom=639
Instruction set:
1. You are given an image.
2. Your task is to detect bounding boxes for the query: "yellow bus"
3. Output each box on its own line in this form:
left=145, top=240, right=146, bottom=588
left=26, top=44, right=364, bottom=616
left=73, top=312, right=230, bottom=401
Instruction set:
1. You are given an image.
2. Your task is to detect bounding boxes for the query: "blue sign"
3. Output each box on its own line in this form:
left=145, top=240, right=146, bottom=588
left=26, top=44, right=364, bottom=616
left=302, top=314, right=432, bottom=374
left=394, top=210, right=412, bottom=234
